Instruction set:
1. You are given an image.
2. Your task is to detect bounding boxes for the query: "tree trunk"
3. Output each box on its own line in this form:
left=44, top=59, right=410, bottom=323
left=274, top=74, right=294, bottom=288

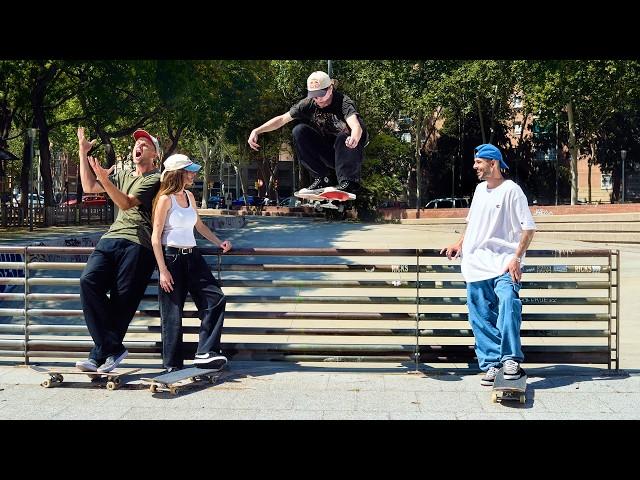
left=477, top=92, right=486, bottom=144
left=588, top=141, right=597, bottom=204
left=414, top=111, right=423, bottom=211
left=198, top=139, right=210, bottom=209
left=32, top=82, right=55, bottom=207
left=19, top=134, right=31, bottom=216
left=566, top=101, right=579, bottom=205
left=489, top=85, right=498, bottom=144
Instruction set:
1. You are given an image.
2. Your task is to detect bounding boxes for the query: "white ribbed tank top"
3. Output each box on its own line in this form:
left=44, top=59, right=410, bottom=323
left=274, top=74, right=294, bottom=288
left=161, top=193, right=197, bottom=247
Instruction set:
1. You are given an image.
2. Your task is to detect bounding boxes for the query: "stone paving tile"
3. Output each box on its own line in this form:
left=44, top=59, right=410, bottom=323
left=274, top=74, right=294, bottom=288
left=121, top=407, right=259, bottom=420
left=382, top=374, right=444, bottom=392
left=389, top=412, right=457, bottom=420
left=290, top=390, right=356, bottom=411
left=533, top=392, right=614, bottom=413
left=594, top=393, right=640, bottom=413
left=322, top=410, right=390, bottom=420
left=415, top=391, right=485, bottom=413
left=356, top=391, right=421, bottom=413
left=52, top=406, right=134, bottom=420
left=326, top=373, right=385, bottom=392
left=255, top=410, right=324, bottom=420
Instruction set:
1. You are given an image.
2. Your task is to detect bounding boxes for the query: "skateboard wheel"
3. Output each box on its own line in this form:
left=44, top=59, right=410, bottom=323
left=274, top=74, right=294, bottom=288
left=42, top=379, right=52, bottom=388
left=519, top=395, right=526, bottom=404
left=55, top=374, right=64, bottom=383
left=491, top=392, right=498, bottom=403
left=149, top=384, right=158, bottom=393
left=106, top=381, right=116, bottom=391
left=114, top=378, right=121, bottom=385
left=169, top=387, right=179, bottom=395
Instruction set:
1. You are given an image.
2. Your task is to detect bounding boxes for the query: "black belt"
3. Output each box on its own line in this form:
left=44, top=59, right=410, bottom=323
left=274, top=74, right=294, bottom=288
left=164, top=246, right=196, bottom=255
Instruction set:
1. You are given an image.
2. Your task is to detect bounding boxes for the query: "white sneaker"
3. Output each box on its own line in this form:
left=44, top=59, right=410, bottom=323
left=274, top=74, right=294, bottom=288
left=503, top=359, right=522, bottom=380
left=97, top=350, right=128, bottom=373
left=481, top=366, right=499, bottom=386
left=76, top=358, right=98, bottom=372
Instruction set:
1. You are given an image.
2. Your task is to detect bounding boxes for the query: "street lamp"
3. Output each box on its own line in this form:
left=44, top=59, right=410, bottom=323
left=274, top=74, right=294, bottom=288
left=621, top=150, right=627, bottom=203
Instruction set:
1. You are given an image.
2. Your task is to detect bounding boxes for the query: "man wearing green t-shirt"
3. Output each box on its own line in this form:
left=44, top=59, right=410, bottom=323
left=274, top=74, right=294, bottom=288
left=75, top=127, right=161, bottom=373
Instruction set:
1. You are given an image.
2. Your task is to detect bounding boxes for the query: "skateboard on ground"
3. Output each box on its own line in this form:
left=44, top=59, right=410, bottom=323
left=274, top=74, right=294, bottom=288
left=31, top=365, right=140, bottom=391
left=295, top=188, right=355, bottom=213
left=491, top=368, right=527, bottom=404
left=140, top=366, right=224, bottom=395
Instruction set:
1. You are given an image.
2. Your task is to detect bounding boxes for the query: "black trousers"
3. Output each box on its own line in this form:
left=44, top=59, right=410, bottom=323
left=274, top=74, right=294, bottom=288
left=80, top=238, right=156, bottom=363
left=292, top=123, right=366, bottom=183
left=158, top=248, right=226, bottom=368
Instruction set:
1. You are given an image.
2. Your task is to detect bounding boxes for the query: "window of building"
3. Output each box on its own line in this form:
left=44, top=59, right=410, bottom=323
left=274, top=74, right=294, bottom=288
left=512, top=95, right=523, bottom=109
left=601, top=174, right=612, bottom=190
left=513, top=122, right=522, bottom=135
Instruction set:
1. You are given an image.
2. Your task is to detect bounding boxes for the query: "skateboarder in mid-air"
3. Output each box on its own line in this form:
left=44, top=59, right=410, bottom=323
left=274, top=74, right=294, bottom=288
left=248, top=70, right=367, bottom=198
left=440, top=144, right=536, bottom=385
left=151, top=154, right=232, bottom=373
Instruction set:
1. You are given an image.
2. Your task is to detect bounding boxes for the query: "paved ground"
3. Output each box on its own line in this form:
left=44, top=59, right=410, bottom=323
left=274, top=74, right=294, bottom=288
left=0, top=362, right=637, bottom=420
left=1, top=216, right=639, bottom=420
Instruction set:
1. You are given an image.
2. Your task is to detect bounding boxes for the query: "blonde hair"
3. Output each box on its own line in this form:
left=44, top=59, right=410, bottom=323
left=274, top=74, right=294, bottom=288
left=152, top=169, right=186, bottom=220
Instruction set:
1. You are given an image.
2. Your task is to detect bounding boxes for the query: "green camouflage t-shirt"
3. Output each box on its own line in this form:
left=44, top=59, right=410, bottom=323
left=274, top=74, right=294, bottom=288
left=101, top=169, right=161, bottom=250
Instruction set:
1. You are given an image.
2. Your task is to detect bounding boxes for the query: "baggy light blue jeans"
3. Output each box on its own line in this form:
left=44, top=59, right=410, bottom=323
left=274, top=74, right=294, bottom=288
left=466, top=272, right=524, bottom=371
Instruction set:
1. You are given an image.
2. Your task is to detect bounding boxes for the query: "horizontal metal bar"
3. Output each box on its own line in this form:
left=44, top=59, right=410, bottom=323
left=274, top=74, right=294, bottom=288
left=0, top=278, right=25, bottom=285
left=18, top=246, right=614, bottom=258
left=0, top=262, right=24, bottom=269
left=418, top=329, right=609, bottom=337
left=28, top=262, right=86, bottom=271
left=0, top=350, right=25, bottom=357
left=0, top=309, right=26, bottom=316
left=0, top=325, right=25, bottom=334
left=23, top=351, right=162, bottom=359
left=26, top=247, right=94, bottom=255
left=28, top=278, right=79, bottom=286
left=0, top=293, right=24, bottom=301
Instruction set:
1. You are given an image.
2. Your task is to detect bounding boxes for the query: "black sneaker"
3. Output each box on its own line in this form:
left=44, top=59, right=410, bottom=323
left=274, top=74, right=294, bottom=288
left=336, top=180, right=360, bottom=194
left=297, top=176, right=332, bottom=195
left=97, top=349, right=128, bottom=373
left=193, top=351, right=228, bottom=370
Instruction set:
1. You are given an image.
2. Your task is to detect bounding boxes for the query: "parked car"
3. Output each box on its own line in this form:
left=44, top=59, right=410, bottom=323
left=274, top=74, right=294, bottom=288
left=207, top=195, right=223, bottom=208
left=424, top=197, right=470, bottom=209
left=81, top=195, right=107, bottom=206
left=232, top=195, right=263, bottom=207
left=11, top=193, right=45, bottom=207
left=59, top=193, right=78, bottom=206
left=278, top=196, right=301, bottom=207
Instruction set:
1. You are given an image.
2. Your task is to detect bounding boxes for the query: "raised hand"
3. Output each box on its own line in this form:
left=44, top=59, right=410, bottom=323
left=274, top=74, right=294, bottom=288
left=77, top=127, right=97, bottom=155
left=248, top=130, right=260, bottom=151
left=87, top=156, right=115, bottom=182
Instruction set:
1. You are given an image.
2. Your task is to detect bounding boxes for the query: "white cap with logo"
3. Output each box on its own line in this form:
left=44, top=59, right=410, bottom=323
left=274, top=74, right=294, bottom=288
left=161, top=154, right=202, bottom=181
left=306, top=71, right=332, bottom=98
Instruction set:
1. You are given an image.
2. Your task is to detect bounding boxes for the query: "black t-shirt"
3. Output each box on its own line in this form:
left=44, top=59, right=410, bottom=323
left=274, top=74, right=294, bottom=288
left=289, top=91, right=366, bottom=141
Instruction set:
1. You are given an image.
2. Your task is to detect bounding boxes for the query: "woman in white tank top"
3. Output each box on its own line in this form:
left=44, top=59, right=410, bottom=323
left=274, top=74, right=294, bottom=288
left=151, top=154, right=232, bottom=372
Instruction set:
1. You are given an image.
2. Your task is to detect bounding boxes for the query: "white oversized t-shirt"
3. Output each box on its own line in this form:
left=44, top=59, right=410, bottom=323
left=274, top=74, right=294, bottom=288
left=461, top=180, right=536, bottom=283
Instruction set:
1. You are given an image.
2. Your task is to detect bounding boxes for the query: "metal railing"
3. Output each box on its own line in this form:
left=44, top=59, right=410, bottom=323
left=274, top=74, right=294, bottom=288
left=0, top=204, right=113, bottom=227
left=0, top=246, right=620, bottom=370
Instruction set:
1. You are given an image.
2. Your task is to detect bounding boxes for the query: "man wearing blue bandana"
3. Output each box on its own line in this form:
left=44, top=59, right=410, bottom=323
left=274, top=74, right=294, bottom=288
left=441, top=144, right=536, bottom=385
